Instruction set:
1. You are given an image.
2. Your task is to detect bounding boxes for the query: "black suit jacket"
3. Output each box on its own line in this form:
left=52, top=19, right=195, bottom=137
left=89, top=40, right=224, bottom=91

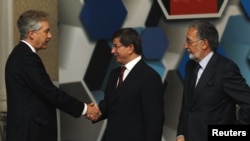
left=97, top=60, right=164, bottom=141
left=5, top=42, right=85, bottom=141
left=177, top=52, right=250, bottom=141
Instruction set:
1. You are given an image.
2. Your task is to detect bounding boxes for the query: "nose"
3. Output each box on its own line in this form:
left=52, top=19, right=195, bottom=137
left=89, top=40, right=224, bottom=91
left=111, top=47, right=115, bottom=54
left=184, top=42, right=188, bottom=49
left=48, top=32, right=52, bottom=39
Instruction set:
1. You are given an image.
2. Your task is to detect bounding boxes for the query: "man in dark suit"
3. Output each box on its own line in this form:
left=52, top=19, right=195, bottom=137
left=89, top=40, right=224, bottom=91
left=90, top=28, right=164, bottom=141
left=5, top=10, right=101, bottom=141
left=176, top=20, right=250, bottom=141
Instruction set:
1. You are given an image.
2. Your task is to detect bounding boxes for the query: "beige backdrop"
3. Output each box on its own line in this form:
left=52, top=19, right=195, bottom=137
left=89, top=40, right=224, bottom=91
left=13, top=0, right=58, bottom=81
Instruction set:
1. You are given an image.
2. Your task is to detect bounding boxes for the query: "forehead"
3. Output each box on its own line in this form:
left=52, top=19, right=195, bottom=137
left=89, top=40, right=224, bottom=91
left=186, top=27, right=198, bottom=39
left=40, top=20, right=50, bottom=29
left=113, top=37, right=121, bottom=43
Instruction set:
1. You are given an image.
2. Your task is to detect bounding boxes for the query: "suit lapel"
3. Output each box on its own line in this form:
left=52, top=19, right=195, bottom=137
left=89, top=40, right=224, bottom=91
left=191, top=53, right=218, bottom=107
left=109, top=68, right=120, bottom=102
left=186, top=61, right=197, bottom=104
left=109, top=60, right=144, bottom=106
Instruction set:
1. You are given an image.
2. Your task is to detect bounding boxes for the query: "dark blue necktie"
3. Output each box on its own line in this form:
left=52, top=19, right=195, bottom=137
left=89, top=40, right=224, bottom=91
left=192, top=63, right=201, bottom=90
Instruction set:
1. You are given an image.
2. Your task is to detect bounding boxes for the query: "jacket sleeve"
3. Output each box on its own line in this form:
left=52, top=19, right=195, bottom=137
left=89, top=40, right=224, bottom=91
left=22, top=52, right=84, bottom=118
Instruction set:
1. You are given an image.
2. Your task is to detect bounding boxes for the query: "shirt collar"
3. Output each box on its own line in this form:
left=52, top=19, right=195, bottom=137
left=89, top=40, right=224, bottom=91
left=124, top=55, right=142, bottom=72
left=199, top=52, right=214, bottom=69
left=21, top=40, right=36, bottom=53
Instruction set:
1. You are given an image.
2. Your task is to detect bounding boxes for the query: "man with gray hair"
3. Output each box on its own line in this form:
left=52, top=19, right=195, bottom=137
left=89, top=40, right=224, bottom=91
left=5, top=10, right=101, bottom=141
left=176, top=20, right=250, bottom=141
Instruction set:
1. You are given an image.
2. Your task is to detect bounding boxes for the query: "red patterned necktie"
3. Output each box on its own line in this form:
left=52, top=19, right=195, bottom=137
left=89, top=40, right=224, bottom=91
left=117, top=66, right=126, bottom=89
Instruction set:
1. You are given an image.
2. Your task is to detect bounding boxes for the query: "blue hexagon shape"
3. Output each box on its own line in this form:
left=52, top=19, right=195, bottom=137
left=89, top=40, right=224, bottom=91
left=220, top=15, right=250, bottom=84
left=141, top=27, right=168, bottom=60
left=240, top=0, right=250, bottom=19
left=80, top=0, right=127, bottom=40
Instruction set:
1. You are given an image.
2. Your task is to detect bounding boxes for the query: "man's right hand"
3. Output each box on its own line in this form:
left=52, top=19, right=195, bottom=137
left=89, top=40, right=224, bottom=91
left=85, top=103, right=101, bottom=121
left=176, top=135, right=185, bottom=141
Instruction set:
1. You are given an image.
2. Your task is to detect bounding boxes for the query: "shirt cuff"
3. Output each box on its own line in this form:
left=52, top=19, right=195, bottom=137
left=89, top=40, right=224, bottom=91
left=176, top=135, right=184, bottom=139
left=82, top=103, right=87, bottom=115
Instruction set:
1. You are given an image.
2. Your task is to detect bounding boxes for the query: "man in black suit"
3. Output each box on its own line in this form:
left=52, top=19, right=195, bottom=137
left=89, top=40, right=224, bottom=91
left=90, top=28, right=164, bottom=141
left=5, top=10, right=101, bottom=141
left=176, top=20, right=250, bottom=141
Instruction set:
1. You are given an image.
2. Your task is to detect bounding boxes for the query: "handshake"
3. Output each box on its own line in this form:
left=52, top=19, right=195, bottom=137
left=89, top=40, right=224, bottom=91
left=85, top=103, right=102, bottom=121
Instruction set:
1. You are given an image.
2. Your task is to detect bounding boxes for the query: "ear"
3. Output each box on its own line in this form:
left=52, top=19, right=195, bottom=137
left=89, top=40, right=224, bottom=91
left=28, top=30, right=35, bottom=40
left=202, top=39, right=209, bottom=50
left=128, top=44, right=134, bottom=54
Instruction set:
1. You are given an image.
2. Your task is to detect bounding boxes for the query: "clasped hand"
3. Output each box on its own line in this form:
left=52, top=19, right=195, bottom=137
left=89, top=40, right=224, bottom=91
left=85, top=103, right=101, bottom=121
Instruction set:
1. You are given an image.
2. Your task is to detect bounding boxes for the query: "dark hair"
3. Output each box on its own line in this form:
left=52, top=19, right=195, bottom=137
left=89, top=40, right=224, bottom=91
left=17, top=10, right=48, bottom=39
left=112, top=27, right=142, bottom=55
left=189, top=20, right=219, bottom=51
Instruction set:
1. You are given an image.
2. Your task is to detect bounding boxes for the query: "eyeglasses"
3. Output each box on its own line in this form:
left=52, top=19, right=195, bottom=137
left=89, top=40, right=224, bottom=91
left=185, top=39, right=203, bottom=46
left=112, top=44, right=124, bottom=49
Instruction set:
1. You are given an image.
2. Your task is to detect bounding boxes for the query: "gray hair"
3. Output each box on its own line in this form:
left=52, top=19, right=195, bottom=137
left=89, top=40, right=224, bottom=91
left=17, top=10, right=48, bottom=39
left=189, top=20, right=219, bottom=51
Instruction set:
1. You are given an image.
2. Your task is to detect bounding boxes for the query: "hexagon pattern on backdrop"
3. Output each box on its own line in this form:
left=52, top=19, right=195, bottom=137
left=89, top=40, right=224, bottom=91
left=79, top=0, right=127, bottom=40
left=220, top=15, right=250, bottom=84
left=141, top=27, right=168, bottom=60
left=240, top=0, right=250, bottom=18
left=58, top=1, right=250, bottom=141
left=145, top=0, right=163, bottom=27
left=84, top=40, right=112, bottom=91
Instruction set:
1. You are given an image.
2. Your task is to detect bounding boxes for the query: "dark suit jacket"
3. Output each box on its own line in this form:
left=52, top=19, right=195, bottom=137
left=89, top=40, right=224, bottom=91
left=97, top=60, right=164, bottom=141
left=5, top=42, right=85, bottom=141
left=177, top=52, right=250, bottom=141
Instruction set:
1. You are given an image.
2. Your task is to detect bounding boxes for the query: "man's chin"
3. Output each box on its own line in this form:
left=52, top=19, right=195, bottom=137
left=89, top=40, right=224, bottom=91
left=42, top=45, right=48, bottom=49
left=189, top=54, right=199, bottom=61
left=189, top=54, right=195, bottom=60
left=36, top=46, right=48, bottom=51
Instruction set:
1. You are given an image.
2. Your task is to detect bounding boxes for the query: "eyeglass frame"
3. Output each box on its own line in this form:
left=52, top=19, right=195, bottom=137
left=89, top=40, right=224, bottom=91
left=185, top=39, right=204, bottom=46
left=112, top=44, right=125, bottom=49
